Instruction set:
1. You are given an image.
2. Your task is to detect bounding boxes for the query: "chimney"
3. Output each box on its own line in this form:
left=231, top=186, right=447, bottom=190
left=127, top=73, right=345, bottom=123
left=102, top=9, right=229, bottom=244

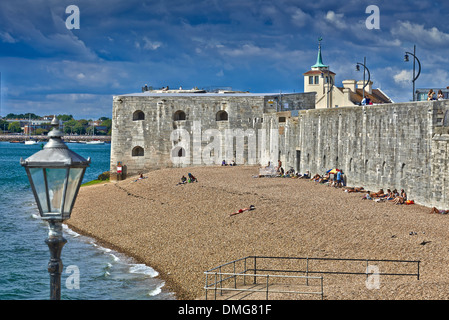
left=342, top=79, right=357, bottom=92
left=357, top=80, right=373, bottom=94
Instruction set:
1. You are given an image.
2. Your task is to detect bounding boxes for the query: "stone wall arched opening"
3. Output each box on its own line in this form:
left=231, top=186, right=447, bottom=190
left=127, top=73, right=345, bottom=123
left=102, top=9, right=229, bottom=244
left=133, top=110, right=145, bottom=121
left=132, top=146, right=144, bottom=157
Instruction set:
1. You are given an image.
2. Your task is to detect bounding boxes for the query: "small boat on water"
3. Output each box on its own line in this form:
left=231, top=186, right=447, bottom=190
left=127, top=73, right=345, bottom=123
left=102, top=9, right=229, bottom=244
left=25, top=140, right=38, bottom=145
left=86, top=140, right=104, bottom=145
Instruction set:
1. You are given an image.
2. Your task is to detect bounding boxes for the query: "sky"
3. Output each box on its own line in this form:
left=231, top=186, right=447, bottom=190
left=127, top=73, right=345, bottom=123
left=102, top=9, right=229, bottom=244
left=1, top=0, right=449, bottom=119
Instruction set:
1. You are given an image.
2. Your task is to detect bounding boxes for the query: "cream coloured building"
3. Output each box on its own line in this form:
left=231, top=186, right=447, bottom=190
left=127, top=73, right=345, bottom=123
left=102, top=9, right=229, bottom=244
left=304, top=42, right=392, bottom=108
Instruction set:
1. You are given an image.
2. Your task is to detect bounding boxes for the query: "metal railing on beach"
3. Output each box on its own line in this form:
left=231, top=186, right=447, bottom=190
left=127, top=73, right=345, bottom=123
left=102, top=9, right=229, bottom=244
left=204, top=256, right=421, bottom=300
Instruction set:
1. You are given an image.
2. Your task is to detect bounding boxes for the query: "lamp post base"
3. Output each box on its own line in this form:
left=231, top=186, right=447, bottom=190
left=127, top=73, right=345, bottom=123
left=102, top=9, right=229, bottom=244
left=45, top=220, right=67, bottom=300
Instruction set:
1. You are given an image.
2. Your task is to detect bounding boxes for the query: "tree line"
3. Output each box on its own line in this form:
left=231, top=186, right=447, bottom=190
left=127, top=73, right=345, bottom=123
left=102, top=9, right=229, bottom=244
left=0, top=113, right=112, bottom=135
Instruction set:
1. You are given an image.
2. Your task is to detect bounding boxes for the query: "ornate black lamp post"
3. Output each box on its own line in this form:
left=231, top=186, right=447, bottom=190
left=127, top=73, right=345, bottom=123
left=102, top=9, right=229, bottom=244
left=404, top=45, right=421, bottom=101
left=356, top=57, right=371, bottom=104
left=20, top=117, right=90, bottom=300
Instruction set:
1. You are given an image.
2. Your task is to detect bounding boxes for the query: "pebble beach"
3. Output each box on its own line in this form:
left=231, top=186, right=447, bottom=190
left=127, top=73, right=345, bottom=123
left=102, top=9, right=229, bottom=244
left=66, top=165, right=449, bottom=300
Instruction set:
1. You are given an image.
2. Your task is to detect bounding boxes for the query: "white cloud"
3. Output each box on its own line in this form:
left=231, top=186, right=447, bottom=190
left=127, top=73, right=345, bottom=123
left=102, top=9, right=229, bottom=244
left=391, top=21, right=449, bottom=46
left=142, top=37, right=162, bottom=50
left=218, top=43, right=263, bottom=57
left=393, top=69, right=413, bottom=86
left=291, top=8, right=311, bottom=27
left=325, top=11, right=347, bottom=29
left=135, top=37, right=162, bottom=50
left=0, top=31, right=17, bottom=43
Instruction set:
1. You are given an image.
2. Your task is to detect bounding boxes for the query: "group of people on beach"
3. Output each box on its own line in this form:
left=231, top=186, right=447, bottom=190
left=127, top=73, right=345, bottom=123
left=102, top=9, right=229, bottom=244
left=310, top=170, right=345, bottom=188
left=177, top=173, right=198, bottom=185
left=221, top=159, right=236, bottom=166
left=356, top=188, right=410, bottom=205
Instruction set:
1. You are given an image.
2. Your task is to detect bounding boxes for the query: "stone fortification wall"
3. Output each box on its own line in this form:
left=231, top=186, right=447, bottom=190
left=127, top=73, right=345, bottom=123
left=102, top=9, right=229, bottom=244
left=110, top=92, right=315, bottom=179
left=273, top=100, right=449, bottom=209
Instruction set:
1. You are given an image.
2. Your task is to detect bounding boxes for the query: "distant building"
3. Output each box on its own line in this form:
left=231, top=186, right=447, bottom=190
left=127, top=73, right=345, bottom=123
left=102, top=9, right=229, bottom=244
left=304, top=40, right=392, bottom=108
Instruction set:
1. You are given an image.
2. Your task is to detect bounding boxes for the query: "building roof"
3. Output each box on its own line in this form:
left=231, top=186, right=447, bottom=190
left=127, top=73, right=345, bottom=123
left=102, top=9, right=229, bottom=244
left=117, top=91, right=310, bottom=98
left=338, top=87, right=393, bottom=105
left=303, top=70, right=336, bottom=76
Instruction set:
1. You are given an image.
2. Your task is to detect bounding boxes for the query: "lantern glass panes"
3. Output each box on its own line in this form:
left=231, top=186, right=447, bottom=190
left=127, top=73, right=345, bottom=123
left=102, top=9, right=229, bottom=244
left=27, top=166, right=86, bottom=219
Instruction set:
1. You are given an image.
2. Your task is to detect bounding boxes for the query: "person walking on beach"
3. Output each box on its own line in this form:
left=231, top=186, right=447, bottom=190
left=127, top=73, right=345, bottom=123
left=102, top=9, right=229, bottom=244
left=336, top=170, right=342, bottom=188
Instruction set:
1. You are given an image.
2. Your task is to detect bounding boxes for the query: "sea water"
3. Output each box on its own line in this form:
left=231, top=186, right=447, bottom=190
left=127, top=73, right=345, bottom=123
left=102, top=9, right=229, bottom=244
left=0, top=141, right=175, bottom=300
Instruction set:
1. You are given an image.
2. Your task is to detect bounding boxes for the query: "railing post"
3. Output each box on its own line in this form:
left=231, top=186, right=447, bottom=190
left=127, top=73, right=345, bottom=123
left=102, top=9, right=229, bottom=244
left=254, top=256, right=257, bottom=284
left=266, top=275, right=269, bottom=300
left=306, top=257, right=309, bottom=286
left=214, top=272, right=217, bottom=300
left=234, top=261, right=237, bottom=289
left=321, top=276, right=324, bottom=300
left=244, top=258, right=247, bottom=285
left=219, top=266, right=223, bottom=296
left=205, top=273, right=209, bottom=300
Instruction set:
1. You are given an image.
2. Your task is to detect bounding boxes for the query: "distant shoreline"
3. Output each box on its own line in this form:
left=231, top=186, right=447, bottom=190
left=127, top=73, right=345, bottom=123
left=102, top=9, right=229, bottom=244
left=0, top=135, right=111, bottom=142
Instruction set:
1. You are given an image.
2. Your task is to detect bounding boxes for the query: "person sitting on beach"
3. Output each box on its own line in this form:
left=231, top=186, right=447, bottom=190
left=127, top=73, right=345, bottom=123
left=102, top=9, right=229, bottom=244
left=362, top=191, right=373, bottom=200
left=311, top=173, right=320, bottom=181
left=177, top=175, right=187, bottom=185
left=391, top=194, right=405, bottom=204
left=221, top=160, right=227, bottom=166
left=301, top=171, right=310, bottom=179
left=318, top=174, right=329, bottom=184
left=401, top=189, right=407, bottom=201
left=384, top=189, right=394, bottom=200
left=277, top=160, right=282, bottom=172
left=277, top=167, right=284, bottom=177
left=188, top=173, right=198, bottom=183
left=231, top=159, right=236, bottom=166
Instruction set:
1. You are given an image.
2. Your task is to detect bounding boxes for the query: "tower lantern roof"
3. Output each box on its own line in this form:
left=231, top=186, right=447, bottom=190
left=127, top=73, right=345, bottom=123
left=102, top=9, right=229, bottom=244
left=311, top=37, right=329, bottom=70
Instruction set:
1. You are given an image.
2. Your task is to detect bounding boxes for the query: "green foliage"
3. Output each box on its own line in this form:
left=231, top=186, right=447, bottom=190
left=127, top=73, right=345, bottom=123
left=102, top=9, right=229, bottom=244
left=8, top=121, right=21, bottom=133
left=81, top=171, right=110, bottom=187
left=97, top=171, right=110, bottom=181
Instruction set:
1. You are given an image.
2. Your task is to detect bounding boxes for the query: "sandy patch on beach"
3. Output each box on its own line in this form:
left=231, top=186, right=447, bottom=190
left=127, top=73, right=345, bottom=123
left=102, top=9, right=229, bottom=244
left=67, top=166, right=449, bottom=300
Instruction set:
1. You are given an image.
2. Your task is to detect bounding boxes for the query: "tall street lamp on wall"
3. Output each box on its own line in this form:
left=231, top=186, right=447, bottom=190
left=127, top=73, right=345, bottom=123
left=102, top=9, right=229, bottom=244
left=404, top=45, right=421, bottom=101
left=356, top=57, right=371, bottom=104
left=20, top=117, right=90, bottom=300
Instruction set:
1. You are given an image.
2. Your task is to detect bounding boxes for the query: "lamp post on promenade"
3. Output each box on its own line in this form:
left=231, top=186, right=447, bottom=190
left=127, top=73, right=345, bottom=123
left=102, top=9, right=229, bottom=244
left=404, top=45, right=421, bottom=101
left=20, top=117, right=90, bottom=300
left=356, top=57, right=371, bottom=104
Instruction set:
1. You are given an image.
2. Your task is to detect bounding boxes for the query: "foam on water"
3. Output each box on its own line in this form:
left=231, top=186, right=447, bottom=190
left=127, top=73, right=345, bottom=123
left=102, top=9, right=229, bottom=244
left=129, top=264, right=159, bottom=277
